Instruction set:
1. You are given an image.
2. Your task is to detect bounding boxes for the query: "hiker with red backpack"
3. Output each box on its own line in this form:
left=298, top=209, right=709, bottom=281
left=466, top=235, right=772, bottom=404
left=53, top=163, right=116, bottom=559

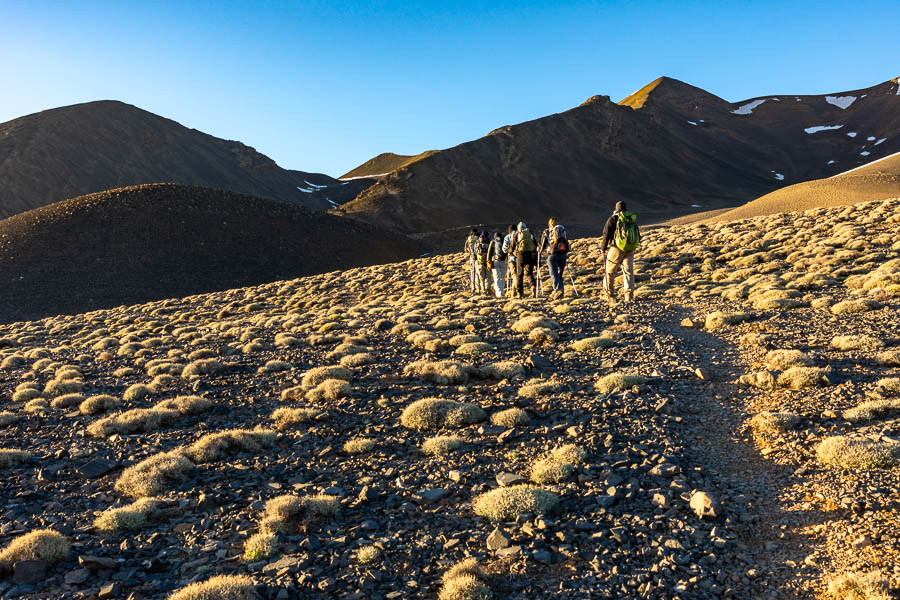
left=539, top=217, right=570, bottom=299
left=601, top=201, right=641, bottom=303
left=510, top=222, right=538, bottom=297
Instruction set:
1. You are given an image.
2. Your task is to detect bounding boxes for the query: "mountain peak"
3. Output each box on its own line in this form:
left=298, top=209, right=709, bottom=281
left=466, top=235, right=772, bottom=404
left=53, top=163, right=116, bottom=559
left=618, top=76, right=727, bottom=110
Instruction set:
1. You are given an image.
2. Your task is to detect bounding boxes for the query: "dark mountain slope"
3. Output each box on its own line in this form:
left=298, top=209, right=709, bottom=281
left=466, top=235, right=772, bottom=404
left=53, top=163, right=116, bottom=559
left=334, top=77, right=900, bottom=245
left=0, top=101, right=367, bottom=219
left=0, top=183, right=424, bottom=323
left=340, top=151, right=437, bottom=179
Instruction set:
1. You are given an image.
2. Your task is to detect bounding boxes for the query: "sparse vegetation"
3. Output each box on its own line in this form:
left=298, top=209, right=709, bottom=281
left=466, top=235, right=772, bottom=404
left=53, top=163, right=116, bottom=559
left=825, top=570, right=892, bottom=600
left=595, top=372, right=648, bottom=394
left=405, top=360, right=470, bottom=385
left=166, top=575, right=256, bottom=600
left=518, top=377, right=564, bottom=398
left=490, top=407, right=531, bottom=427
left=777, top=366, right=829, bottom=389
left=765, top=350, right=813, bottom=371
left=185, top=428, right=277, bottom=463
left=816, top=436, right=900, bottom=469
left=343, top=438, right=375, bottom=454
left=243, top=531, right=279, bottom=561
left=831, top=335, right=884, bottom=351
left=571, top=336, right=615, bottom=352
left=0, top=448, right=32, bottom=468
left=355, top=545, right=381, bottom=564
left=271, top=407, right=321, bottom=430
left=115, top=451, right=195, bottom=498
left=844, top=399, right=900, bottom=423
left=259, top=494, right=339, bottom=532
left=0, top=529, right=70, bottom=565
left=305, top=378, right=351, bottom=402
left=439, top=558, right=493, bottom=600
left=401, top=398, right=486, bottom=430
left=472, top=484, right=559, bottom=521
left=705, top=311, right=752, bottom=331
left=80, top=394, right=120, bottom=415
left=750, top=411, right=800, bottom=433
left=831, top=299, right=881, bottom=315
left=302, top=366, right=351, bottom=388
left=421, top=435, right=463, bottom=456
left=94, top=498, right=162, bottom=531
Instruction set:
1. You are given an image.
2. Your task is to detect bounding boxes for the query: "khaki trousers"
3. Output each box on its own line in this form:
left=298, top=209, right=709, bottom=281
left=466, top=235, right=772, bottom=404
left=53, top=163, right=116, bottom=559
left=604, top=247, right=634, bottom=296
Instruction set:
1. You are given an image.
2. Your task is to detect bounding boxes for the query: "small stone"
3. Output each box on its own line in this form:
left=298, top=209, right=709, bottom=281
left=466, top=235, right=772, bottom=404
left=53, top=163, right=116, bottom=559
left=496, top=472, right=524, bottom=487
left=77, top=458, right=120, bottom=479
left=414, top=488, right=447, bottom=505
left=79, top=555, right=118, bottom=570
left=532, top=549, right=552, bottom=563
left=486, top=527, right=511, bottom=551
left=852, top=536, right=873, bottom=550
left=690, top=491, right=720, bottom=519
left=525, top=355, right=551, bottom=370
left=496, top=545, right=522, bottom=558
left=173, top=523, right=193, bottom=534
left=680, top=318, right=696, bottom=328
left=64, top=568, right=90, bottom=585
left=649, top=463, right=680, bottom=477
left=13, top=560, right=46, bottom=585
left=447, top=470, right=462, bottom=482
left=695, top=368, right=710, bottom=381
left=99, top=582, right=120, bottom=599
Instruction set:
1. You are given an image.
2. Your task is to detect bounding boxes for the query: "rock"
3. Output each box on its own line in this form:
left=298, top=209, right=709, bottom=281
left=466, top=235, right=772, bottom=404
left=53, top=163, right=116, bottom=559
left=447, top=470, right=462, bottom=482
left=13, top=560, right=46, bottom=585
left=173, top=523, right=193, bottom=534
left=496, top=545, right=522, bottom=558
left=852, top=536, right=873, bottom=550
left=496, top=472, right=524, bottom=487
left=533, top=549, right=552, bottom=563
left=487, top=527, right=511, bottom=551
left=694, top=367, right=710, bottom=381
left=414, top=488, right=447, bottom=505
left=525, top=355, right=551, bottom=370
left=690, top=491, right=720, bottom=519
left=649, top=463, right=680, bottom=477
left=651, top=493, right=669, bottom=508
left=680, top=318, right=696, bottom=328
left=77, top=458, right=120, bottom=479
left=99, top=582, right=121, bottom=599
left=79, top=555, right=118, bottom=571
left=64, top=568, right=90, bottom=585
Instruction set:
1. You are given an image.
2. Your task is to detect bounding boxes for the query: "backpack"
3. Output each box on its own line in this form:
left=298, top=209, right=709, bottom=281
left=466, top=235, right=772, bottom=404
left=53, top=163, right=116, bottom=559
left=552, top=226, right=570, bottom=254
left=492, top=238, right=507, bottom=261
left=467, top=235, right=479, bottom=257
left=476, top=237, right=489, bottom=263
left=614, top=212, right=640, bottom=252
left=516, top=229, right=536, bottom=253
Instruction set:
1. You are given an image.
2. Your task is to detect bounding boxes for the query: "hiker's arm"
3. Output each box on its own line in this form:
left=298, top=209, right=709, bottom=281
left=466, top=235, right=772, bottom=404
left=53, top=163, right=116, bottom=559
left=601, top=216, right=614, bottom=252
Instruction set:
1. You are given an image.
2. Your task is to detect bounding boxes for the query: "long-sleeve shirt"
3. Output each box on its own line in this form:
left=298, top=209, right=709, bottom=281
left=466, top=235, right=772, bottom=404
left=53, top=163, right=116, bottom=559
left=601, top=212, right=620, bottom=252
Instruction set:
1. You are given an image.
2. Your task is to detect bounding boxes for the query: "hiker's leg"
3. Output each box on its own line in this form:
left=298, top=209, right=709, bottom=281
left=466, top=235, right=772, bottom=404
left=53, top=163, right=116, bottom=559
left=515, top=256, right=524, bottom=296
left=496, top=262, right=507, bottom=297
left=604, top=248, right=623, bottom=297
left=527, top=262, right=537, bottom=297
left=623, top=251, right=635, bottom=298
left=547, top=255, right=560, bottom=291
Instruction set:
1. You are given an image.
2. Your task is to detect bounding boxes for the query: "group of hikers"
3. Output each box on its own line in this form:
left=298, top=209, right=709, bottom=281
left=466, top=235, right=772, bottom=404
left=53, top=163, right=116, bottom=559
left=463, top=201, right=641, bottom=302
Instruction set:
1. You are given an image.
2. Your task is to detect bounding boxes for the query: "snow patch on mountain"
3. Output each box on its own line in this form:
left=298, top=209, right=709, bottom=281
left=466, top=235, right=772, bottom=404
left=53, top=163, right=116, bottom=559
left=731, top=99, right=766, bottom=115
left=847, top=132, right=857, bottom=138
left=825, top=96, right=857, bottom=109
left=772, top=171, right=785, bottom=181
left=860, top=151, right=871, bottom=156
left=875, top=138, right=887, bottom=146
left=805, top=125, right=844, bottom=134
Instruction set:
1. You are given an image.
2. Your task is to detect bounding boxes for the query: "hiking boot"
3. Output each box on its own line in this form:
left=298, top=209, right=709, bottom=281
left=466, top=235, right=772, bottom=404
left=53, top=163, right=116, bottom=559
left=625, top=291, right=634, bottom=303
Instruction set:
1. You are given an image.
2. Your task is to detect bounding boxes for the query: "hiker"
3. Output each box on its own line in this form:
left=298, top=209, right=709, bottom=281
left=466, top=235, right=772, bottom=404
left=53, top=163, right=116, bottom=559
left=539, top=217, right=570, bottom=299
left=511, top=222, right=538, bottom=297
left=463, top=228, right=480, bottom=293
left=487, top=230, right=507, bottom=298
left=476, top=230, right=492, bottom=295
left=601, top=201, right=641, bottom=303
left=502, top=225, right=516, bottom=296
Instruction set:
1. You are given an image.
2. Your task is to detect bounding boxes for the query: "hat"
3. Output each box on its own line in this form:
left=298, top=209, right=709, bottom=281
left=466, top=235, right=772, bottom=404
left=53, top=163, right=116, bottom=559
left=517, top=222, right=527, bottom=231
left=615, top=201, right=626, bottom=212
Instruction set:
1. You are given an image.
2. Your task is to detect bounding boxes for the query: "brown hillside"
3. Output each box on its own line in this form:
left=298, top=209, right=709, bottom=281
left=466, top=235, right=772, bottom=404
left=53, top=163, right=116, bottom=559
left=340, top=151, right=437, bottom=179
left=334, top=77, right=900, bottom=246
left=0, top=101, right=368, bottom=219
left=0, top=183, right=424, bottom=322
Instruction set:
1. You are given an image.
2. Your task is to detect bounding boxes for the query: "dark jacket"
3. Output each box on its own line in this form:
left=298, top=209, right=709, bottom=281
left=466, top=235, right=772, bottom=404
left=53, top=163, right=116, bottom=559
left=601, top=212, right=621, bottom=253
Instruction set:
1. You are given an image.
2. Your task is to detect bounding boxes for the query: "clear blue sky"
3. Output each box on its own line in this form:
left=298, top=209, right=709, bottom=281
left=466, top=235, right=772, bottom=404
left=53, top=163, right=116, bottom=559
left=2, top=0, right=898, bottom=176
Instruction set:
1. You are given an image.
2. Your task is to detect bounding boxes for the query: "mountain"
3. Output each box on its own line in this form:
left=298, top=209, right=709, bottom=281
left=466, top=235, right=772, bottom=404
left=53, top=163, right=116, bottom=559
left=0, top=101, right=368, bottom=219
left=0, top=183, right=424, bottom=323
left=333, top=76, right=900, bottom=246
left=340, top=151, right=437, bottom=179
left=703, top=151, right=900, bottom=223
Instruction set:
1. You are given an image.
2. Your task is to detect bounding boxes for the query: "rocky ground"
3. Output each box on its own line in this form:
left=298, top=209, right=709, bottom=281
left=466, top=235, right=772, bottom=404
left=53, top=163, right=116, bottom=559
left=1, top=198, right=899, bottom=599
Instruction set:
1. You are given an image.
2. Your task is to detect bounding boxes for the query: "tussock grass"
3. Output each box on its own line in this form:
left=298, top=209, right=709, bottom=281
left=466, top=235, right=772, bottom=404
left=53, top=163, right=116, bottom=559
left=777, top=366, right=829, bottom=389
left=166, top=575, right=256, bottom=600
left=595, top=372, right=648, bottom=394
left=454, top=342, right=493, bottom=356
left=490, top=408, right=531, bottom=427
left=181, top=359, right=226, bottom=379
left=24, top=398, right=50, bottom=413
left=401, top=398, right=486, bottom=430
left=0, top=355, right=26, bottom=369
left=12, top=388, right=41, bottom=403
left=738, top=371, right=776, bottom=390
left=258, top=360, right=292, bottom=373
left=705, top=311, right=752, bottom=331
left=343, top=438, right=376, bottom=454
left=259, top=494, right=339, bottom=532
left=879, top=377, right=900, bottom=392
left=355, top=545, right=381, bottom=564
left=87, top=407, right=180, bottom=437
left=185, top=429, right=277, bottom=463
left=825, top=571, right=892, bottom=600
left=340, top=352, right=375, bottom=367
left=472, top=361, right=524, bottom=380
left=518, top=378, right=564, bottom=398
left=528, top=327, right=559, bottom=345
left=123, top=383, right=151, bottom=402
left=421, top=436, right=463, bottom=456
left=243, top=531, right=278, bottom=561
left=831, top=335, right=884, bottom=351
left=306, top=378, right=351, bottom=402
left=0, top=448, right=32, bottom=468
left=844, top=398, right=900, bottom=423
left=831, top=299, right=882, bottom=315
left=94, top=498, right=162, bottom=531
left=80, top=394, right=120, bottom=415
left=511, top=315, right=559, bottom=334
left=571, top=337, right=615, bottom=352
left=0, top=529, right=70, bottom=566
left=115, top=451, right=195, bottom=498
left=875, top=350, right=900, bottom=366
left=405, top=360, right=470, bottom=385
left=530, top=444, right=587, bottom=484
left=739, top=332, right=773, bottom=347
left=43, top=378, right=83, bottom=397
left=302, top=366, right=351, bottom=388
left=439, top=558, right=493, bottom=600
left=816, top=436, right=900, bottom=469
left=155, top=395, right=212, bottom=415
left=0, top=412, right=19, bottom=426
left=271, top=407, right=321, bottom=430
left=50, top=393, right=85, bottom=409
left=750, top=411, right=800, bottom=433
left=765, top=350, right=813, bottom=371
left=449, top=334, right=481, bottom=347
left=472, top=484, right=559, bottom=521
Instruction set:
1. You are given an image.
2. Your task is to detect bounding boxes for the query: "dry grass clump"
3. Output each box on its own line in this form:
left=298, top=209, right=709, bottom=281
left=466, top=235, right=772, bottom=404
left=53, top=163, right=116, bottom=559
left=405, top=360, right=470, bottom=385
left=739, top=332, right=773, bottom=347
left=306, top=378, right=351, bottom=402
left=166, top=575, right=256, bottom=600
left=301, top=366, right=351, bottom=388
left=874, top=350, right=900, bottom=367
left=511, top=315, right=559, bottom=333
left=355, top=545, right=381, bottom=564
left=12, top=387, right=41, bottom=403
left=24, top=398, right=50, bottom=413
left=528, top=327, right=558, bottom=345
left=750, top=411, right=800, bottom=433
left=87, top=407, right=180, bottom=437
left=705, top=311, right=752, bottom=331
left=825, top=570, right=892, bottom=600
left=340, top=352, right=375, bottom=367
left=50, top=393, right=85, bottom=409
left=0, top=354, right=26, bottom=369
left=123, top=383, right=152, bottom=402
left=752, top=298, right=804, bottom=311
left=0, top=448, right=32, bottom=468
left=0, top=529, right=70, bottom=566
left=738, top=371, right=776, bottom=390
left=490, top=408, right=531, bottom=427
left=455, top=342, right=493, bottom=356
left=765, top=350, right=814, bottom=371
left=271, top=407, right=321, bottom=430
left=0, top=412, right=19, bottom=426
left=401, top=398, right=486, bottom=431
left=243, top=531, right=278, bottom=561
left=181, top=359, right=226, bottom=379
left=343, top=438, right=376, bottom=454
left=831, top=299, right=882, bottom=315
left=258, top=360, right=292, bottom=374
left=94, top=498, right=162, bottom=531
left=80, top=394, right=120, bottom=415
left=43, top=378, right=83, bottom=397
left=571, top=337, right=615, bottom=352
left=595, top=372, right=648, bottom=394
left=259, top=494, right=339, bottom=532
left=777, top=366, right=830, bottom=389
left=472, top=484, right=559, bottom=521
left=816, top=436, right=900, bottom=469
left=439, top=558, right=493, bottom=600
left=115, top=451, right=195, bottom=498
left=155, top=395, right=212, bottom=415
left=185, top=429, right=277, bottom=463
left=518, top=378, right=564, bottom=398
left=879, top=377, right=900, bottom=392
left=844, top=398, right=900, bottom=423
left=473, top=361, right=524, bottom=380
left=530, top=444, right=587, bottom=484
left=831, top=335, right=884, bottom=351
left=421, top=436, right=464, bottom=456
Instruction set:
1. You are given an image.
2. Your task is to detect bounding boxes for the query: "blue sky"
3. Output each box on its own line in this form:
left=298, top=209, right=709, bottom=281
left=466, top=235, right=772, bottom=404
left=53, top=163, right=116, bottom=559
left=2, top=1, right=898, bottom=176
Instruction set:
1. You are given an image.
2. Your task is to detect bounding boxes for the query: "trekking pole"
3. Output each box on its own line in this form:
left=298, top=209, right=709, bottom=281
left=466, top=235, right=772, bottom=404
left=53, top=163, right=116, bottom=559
left=569, top=272, right=579, bottom=296
left=536, top=250, right=543, bottom=297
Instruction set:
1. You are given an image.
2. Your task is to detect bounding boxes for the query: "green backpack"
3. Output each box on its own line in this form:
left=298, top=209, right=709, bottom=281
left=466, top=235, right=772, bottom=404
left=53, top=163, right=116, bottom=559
left=614, top=212, right=640, bottom=251
left=517, top=229, right=536, bottom=253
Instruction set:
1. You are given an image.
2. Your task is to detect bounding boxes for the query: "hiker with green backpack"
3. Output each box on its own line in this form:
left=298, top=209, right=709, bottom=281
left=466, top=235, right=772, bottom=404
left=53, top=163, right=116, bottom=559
left=510, top=222, right=538, bottom=297
left=601, top=201, right=641, bottom=303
